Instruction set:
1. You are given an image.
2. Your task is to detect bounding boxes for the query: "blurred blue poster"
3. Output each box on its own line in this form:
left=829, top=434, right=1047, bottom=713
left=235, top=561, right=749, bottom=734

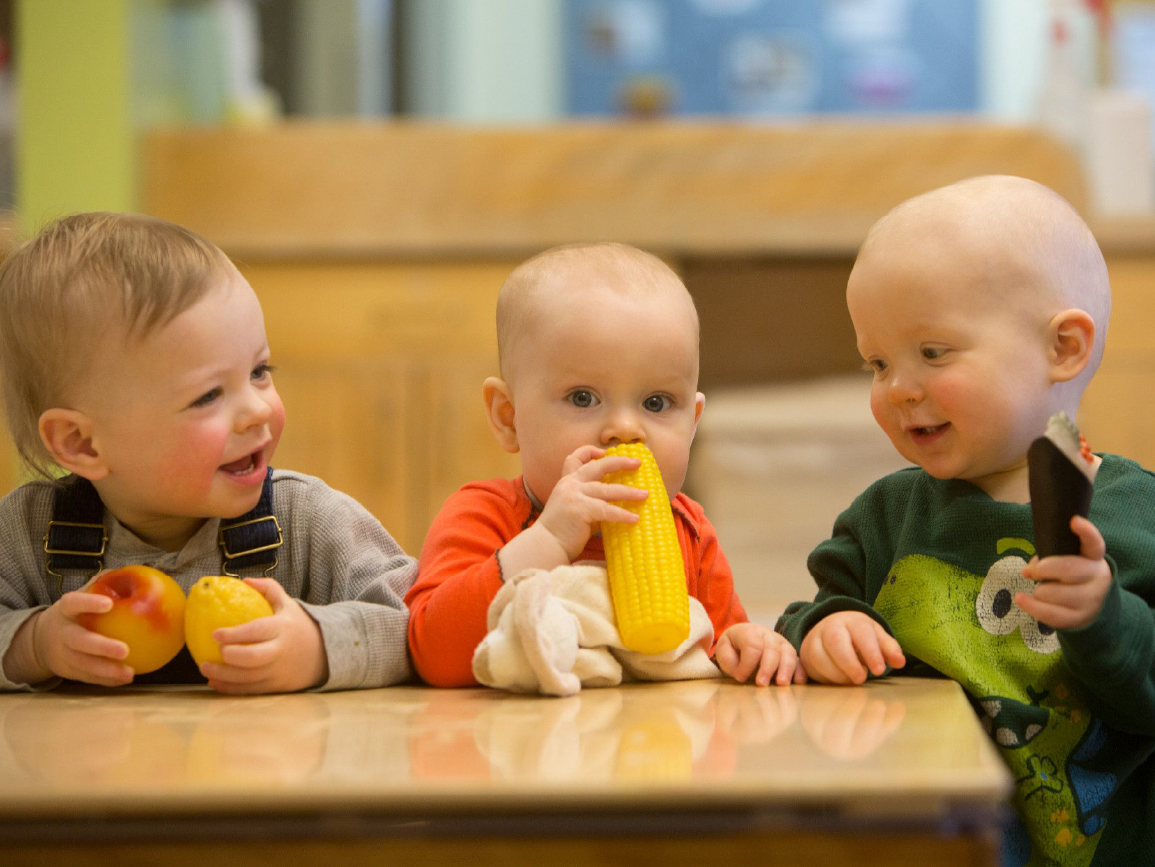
left=1114, top=6, right=1155, bottom=157
left=564, top=0, right=978, bottom=117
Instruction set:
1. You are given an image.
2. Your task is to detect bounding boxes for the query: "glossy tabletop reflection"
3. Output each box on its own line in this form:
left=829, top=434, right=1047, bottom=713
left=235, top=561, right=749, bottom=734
left=0, top=678, right=1009, bottom=821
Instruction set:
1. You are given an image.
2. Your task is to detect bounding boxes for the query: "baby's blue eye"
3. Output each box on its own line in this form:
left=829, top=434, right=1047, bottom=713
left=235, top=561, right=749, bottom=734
left=643, top=395, right=671, bottom=413
left=922, top=347, right=947, bottom=361
left=864, top=359, right=887, bottom=374
left=569, top=390, right=595, bottom=408
left=252, top=362, right=276, bottom=381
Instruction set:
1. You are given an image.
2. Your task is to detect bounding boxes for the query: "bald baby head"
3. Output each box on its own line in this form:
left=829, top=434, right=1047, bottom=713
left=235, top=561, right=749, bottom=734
left=859, top=175, right=1110, bottom=371
left=496, top=242, right=699, bottom=385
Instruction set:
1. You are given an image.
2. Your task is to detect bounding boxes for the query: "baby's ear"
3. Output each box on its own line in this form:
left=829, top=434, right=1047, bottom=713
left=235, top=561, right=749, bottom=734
left=482, top=377, right=520, bottom=454
left=38, top=409, right=109, bottom=480
left=1048, top=308, right=1096, bottom=383
left=690, top=392, right=706, bottom=440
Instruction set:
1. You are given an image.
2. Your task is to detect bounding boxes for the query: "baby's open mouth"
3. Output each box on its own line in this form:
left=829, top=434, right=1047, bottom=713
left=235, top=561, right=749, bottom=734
left=220, top=451, right=259, bottom=475
left=910, top=423, right=950, bottom=438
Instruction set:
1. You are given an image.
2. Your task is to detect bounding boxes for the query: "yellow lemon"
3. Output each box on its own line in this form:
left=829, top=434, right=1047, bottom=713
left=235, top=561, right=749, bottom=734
left=184, top=576, right=274, bottom=665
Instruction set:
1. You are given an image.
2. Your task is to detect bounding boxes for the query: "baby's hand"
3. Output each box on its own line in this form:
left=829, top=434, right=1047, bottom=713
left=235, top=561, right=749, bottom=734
left=533, top=445, right=648, bottom=560
left=715, top=622, right=806, bottom=686
left=199, top=579, right=328, bottom=694
left=800, top=611, right=905, bottom=685
left=27, top=591, right=134, bottom=687
left=1018, top=515, right=1112, bottom=630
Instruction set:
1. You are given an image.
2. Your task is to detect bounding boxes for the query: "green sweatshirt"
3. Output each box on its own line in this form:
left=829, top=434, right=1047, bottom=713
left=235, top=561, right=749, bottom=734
left=777, top=455, right=1155, bottom=867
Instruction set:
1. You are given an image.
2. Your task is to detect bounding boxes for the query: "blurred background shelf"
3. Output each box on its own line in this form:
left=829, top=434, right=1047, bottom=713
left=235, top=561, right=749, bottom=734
left=141, top=120, right=1084, bottom=258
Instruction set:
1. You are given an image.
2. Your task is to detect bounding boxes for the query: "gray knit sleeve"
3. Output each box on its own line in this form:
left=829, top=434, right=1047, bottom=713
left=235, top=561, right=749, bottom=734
left=275, top=472, right=416, bottom=690
left=0, top=482, right=66, bottom=690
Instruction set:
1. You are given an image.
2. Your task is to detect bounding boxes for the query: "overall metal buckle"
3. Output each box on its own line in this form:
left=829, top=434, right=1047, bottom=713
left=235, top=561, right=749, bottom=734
left=218, top=515, right=283, bottom=577
left=43, top=520, right=107, bottom=592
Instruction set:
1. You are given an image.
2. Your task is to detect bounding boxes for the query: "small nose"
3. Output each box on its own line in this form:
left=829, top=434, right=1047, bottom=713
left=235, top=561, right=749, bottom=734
left=600, top=409, right=645, bottom=447
left=236, top=386, right=273, bottom=432
left=887, top=369, right=923, bottom=405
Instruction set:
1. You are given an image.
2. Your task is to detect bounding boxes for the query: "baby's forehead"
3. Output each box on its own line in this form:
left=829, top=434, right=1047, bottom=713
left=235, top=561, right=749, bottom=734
left=508, top=257, right=693, bottom=340
left=858, top=178, right=1109, bottom=326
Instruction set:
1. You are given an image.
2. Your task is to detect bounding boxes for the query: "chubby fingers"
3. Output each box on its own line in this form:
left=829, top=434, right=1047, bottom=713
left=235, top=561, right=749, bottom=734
left=58, top=589, right=114, bottom=618
left=242, top=577, right=290, bottom=610
left=584, top=481, right=648, bottom=525
left=568, top=451, right=643, bottom=483
left=876, top=626, right=906, bottom=670
left=41, top=597, right=134, bottom=685
left=213, top=611, right=281, bottom=652
left=807, top=624, right=866, bottom=684
left=758, top=639, right=804, bottom=687
left=63, top=620, right=129, bottom=660
left=717, top=625, right=805, bottom=687
left=804, top=617, right=903, bottom=684
left=54, top=619, right=133, bottom=685
left=560, top=444, right=608, bottom=474
left=561, top=446, right=642, bottom=480
left=581, top=457, right=646, bottom=492
left=201, top=619, right=281, bottom=690
left=545, top=456, right=648, bottom=528
left=722, top=633, right=764, bottom=684
left=856, top=620, right=907, bottom=674
left=1071, top=515, right=1107, bottom=560
left=1016, top=567, right=1112, bottom=629
left=713, top=632, right=742, bottom=679
left=1017, top=516, right=1112, bottom=630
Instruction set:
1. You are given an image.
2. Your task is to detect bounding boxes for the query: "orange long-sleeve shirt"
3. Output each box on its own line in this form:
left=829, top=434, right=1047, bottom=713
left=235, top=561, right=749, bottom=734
left=406, top=477, right=747, bottom=687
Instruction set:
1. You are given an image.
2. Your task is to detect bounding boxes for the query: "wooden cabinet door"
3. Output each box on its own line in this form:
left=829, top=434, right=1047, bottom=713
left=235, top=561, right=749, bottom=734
left=1081, top=255, right=1155, bottom=469
left=244, top=260, right=521, bottom=554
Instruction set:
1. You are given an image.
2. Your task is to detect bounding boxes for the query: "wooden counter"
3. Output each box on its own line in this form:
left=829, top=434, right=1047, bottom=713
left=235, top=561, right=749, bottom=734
left=0, top=678, right=1010, bottom=866
left=140, top=120, right=1085, bottom=258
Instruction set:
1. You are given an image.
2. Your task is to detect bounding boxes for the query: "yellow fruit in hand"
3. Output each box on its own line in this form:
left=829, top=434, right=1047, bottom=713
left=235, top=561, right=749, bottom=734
left=184, top=576, right=274, bottom=666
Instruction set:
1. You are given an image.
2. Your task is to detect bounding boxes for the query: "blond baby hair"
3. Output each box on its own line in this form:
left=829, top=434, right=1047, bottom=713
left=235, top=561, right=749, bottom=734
left=0, top=212, right=234, bottom=476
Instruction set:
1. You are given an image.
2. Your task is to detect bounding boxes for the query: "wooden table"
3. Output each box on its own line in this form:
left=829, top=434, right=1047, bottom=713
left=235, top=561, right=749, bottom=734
left=0, top=678, right=1009, bottom=866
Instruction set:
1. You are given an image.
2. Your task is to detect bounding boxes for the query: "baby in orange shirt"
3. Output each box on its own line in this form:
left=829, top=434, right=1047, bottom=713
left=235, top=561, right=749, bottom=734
left=406, top=242, right=804, bottom=688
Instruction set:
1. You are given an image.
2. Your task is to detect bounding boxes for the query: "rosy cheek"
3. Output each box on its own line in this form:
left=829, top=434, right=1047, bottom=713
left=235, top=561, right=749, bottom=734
left=158, top=424, right=232, bottom=491
left=868, top=389, right=890, bottom=428
left=924, top=371, right=970, bottom=415
left=269, top=397, right=287, bottom=440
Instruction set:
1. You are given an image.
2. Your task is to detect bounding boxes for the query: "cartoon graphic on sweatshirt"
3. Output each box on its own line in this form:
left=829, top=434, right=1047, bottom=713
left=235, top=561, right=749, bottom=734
left=875, top=540, right=1112, bottom=867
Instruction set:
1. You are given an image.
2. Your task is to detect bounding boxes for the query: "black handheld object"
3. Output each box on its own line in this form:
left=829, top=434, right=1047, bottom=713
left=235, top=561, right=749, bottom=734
left=1028, top=436, right=1093, bottom=558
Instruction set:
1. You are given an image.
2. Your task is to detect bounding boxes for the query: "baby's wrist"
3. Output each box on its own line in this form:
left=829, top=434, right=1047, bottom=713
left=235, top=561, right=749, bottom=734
left=5, top=610, right=53, bottom=685
left=499, top=523, right=574, bottom=576
left=529, top=517, right=583, bottom=561
left=29, top=610, right=49, bottom=675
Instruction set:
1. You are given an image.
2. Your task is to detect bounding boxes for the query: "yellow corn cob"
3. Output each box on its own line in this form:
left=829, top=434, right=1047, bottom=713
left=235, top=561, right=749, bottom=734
left=601, top=442, right=690, bottom=654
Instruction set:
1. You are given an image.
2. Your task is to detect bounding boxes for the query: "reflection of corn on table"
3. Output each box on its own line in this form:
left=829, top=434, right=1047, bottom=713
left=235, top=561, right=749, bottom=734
left=0, top=679, right=1009, bottom=866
